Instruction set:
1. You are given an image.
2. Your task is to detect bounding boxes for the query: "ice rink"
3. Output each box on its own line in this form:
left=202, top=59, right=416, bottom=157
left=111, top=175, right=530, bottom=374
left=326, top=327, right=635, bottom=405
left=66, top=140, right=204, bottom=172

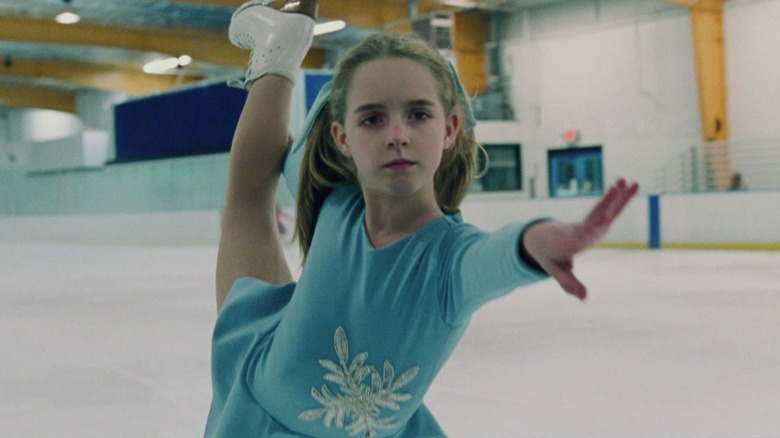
left=2, top=242, right=779, bottom=437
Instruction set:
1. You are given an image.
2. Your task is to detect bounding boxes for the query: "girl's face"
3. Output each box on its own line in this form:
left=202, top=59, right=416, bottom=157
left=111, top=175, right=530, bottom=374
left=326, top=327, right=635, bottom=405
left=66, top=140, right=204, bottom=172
left=331, top=57, right=459, bottom=204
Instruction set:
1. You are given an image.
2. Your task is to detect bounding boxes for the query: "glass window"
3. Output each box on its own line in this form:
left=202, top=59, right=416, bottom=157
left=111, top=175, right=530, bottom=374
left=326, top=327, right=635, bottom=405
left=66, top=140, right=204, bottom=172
left=473, top=144, right=522, bottom=192
left=434, top=26, right=452, bottom=50
left=548, top=146, right=603, bottom=197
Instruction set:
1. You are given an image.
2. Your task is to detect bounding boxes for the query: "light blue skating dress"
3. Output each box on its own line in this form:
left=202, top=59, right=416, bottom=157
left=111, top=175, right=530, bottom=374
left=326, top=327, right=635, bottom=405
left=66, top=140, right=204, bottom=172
left=205, top=82, right=548, bottom=438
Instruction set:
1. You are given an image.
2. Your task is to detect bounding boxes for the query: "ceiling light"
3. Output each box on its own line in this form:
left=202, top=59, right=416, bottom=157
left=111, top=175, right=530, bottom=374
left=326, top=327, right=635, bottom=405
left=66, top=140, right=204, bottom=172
left=55, top=0, right=80, bottom=25
left=144, top=57, right=180, bottom=74
left=143, top=56, right=192, bottom=74
left=313, top=20, right=346, bottom=36
left=55, top=11, right=80, bottom=24
left=438, top=0, right=474, bottom=6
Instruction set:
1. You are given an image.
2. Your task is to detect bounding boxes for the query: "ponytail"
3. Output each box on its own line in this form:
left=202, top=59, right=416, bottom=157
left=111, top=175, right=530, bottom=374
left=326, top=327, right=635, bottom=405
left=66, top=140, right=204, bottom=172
left=294, top=102, right=357, bottom=264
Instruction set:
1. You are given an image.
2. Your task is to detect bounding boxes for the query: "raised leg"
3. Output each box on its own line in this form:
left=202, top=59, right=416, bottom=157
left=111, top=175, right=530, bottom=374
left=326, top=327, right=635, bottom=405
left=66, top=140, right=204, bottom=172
left=215, top=0, right=318, bottom=311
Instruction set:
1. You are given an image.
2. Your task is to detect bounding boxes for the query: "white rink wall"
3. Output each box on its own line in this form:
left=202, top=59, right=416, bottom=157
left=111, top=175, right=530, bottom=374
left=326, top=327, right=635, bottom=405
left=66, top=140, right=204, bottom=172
left=661, top=191, right=780, bottom=246
left=460, top=192, right=649, bottom=245
left=1, top=190, right=777, bottom=249
left=461, top=190, right=779, bottom=249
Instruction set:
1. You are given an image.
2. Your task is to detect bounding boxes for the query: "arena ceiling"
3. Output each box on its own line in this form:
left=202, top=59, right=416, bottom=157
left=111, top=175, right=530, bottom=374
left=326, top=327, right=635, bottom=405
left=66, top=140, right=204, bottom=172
left=0, top=0, right=680, bottom=112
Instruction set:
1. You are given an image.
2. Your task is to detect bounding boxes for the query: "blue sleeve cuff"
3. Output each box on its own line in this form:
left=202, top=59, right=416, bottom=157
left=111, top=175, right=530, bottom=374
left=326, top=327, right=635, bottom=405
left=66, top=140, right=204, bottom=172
left=518, top=218, right=554, bottom=274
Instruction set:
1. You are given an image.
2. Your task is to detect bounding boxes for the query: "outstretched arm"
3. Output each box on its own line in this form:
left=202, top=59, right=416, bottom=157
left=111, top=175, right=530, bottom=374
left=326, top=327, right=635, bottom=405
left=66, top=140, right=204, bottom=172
left=521, top=179, right=640, bottom=300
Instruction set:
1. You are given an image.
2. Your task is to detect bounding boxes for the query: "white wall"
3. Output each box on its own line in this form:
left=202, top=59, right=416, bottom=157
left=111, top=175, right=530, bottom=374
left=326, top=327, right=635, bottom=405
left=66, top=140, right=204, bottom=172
left=20, top=109, right=83, bottom=143
left=0, top=89, right=126, bottom=169
left=24, top=130, right=110, bottom=173
left=77, top=90, right=130, bottom=162
left=0, top=108, right=86, bottom=169
left=501, top=0, right=701, bottom=196
left=498, top=0, right=780, bottom=196
left=724, top=0, right=780, bottom=141
left=76, top=89, right=129, bottom=131
left=0, top=110, right=15, bottom=166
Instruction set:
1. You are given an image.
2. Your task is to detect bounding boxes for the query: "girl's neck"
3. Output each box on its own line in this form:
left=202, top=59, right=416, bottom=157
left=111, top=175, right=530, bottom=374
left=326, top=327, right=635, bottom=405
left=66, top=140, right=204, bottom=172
left=362, top=190, right=444, bottom=249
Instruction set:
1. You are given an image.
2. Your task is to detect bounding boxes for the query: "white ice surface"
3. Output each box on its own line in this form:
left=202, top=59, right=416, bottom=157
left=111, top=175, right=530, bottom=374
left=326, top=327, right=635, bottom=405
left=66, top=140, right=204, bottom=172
left=2, top=243, right=779, bottom=437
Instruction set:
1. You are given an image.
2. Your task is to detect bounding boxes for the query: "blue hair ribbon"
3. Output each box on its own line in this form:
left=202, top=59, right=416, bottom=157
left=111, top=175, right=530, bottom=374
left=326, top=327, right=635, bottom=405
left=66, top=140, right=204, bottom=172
left=448, top=61, right=478, bottom=132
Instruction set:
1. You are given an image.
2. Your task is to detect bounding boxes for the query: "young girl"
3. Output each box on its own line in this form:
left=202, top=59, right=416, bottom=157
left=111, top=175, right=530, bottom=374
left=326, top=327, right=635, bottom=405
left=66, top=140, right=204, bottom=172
left=207, top=1, right=639, bottom=437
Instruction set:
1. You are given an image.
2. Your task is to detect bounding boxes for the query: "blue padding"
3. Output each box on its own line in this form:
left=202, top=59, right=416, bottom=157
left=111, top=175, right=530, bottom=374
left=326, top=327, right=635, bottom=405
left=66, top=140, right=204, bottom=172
left=304, top=72, right=333, bottom=113
left=649, top=195, right=661, bottom=249
left=113, top=83, right=247, bottom=162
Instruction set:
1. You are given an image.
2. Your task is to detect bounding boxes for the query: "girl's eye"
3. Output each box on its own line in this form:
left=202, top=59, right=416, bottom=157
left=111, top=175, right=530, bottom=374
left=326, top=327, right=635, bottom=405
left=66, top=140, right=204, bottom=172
left=359, top=115, right=382, bottom=126
left=410, top=110, right=431, bottom=121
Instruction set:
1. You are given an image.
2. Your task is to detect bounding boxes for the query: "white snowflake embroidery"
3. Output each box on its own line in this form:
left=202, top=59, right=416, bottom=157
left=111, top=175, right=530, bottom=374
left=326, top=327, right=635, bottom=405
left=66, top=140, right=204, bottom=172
left=298, top=326, right=419, bottom=438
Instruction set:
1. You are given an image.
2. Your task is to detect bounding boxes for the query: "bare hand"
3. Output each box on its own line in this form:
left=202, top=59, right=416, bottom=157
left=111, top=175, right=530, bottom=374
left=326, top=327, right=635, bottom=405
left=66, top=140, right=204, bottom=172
left=522, top=179, right=639, bottom=300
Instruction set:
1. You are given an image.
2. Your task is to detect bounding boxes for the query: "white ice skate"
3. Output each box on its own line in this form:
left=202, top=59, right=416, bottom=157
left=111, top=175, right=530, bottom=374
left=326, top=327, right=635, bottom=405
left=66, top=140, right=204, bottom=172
left=228, top=0, right=319, bottom=88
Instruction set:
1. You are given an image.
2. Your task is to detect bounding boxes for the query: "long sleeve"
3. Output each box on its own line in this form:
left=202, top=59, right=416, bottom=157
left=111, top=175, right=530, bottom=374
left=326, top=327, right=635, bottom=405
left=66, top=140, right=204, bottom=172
left=440, top=221, right=550, bottom=326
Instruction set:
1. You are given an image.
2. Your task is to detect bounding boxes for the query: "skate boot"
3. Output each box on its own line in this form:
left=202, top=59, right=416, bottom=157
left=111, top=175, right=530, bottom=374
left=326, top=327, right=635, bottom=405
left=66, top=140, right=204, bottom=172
left=228, top=0, right=319, bottom=88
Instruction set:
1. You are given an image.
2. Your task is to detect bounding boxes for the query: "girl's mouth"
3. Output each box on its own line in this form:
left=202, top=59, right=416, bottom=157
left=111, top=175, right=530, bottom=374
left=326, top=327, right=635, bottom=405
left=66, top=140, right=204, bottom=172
left=385, top=159, right=415, bottom=171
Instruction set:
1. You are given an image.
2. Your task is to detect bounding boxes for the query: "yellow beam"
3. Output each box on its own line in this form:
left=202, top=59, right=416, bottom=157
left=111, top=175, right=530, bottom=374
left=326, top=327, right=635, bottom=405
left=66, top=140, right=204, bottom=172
left=690, top=0, right=728, bottom=143
left=321, top=0, right=410, bottom=31
left=665, top=0, right=697, bottom=6
left=665, top=0, right=729, bottom=189
left=677, top=0, right=730, bottom=188
left=161, top=0, right=487, bottom=92
left=0, top=59, right=202, bottom=95
left=164, top=0, right=452, bottom=30
left=0, top=84, right=76, bottom=113
left=665, top=0, right=729, bottom=142
left=452, top=11, right=490, bottom=96
left=0, top=15, right=323, bottom=70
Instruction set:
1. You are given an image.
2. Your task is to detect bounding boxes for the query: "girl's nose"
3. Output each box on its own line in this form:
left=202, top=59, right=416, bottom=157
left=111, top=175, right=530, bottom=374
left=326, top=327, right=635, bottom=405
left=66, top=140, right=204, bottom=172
left=387, top=119, right=409, bottom=148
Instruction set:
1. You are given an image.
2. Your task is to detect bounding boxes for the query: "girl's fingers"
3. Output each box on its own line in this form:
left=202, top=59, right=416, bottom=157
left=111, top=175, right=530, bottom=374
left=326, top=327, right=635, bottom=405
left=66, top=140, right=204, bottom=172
left=586, top=180, right=623, bottom=222
left=604, top=181, right=639, bottom=220
left=575, top=180, right=639, bottom=250
left=544, top=260, right=587, bottom=300
left=586, top=179, right=639, bottom=226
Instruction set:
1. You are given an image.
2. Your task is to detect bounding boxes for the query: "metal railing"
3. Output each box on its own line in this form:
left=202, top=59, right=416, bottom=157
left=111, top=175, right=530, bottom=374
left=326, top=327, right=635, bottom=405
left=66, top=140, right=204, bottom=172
left=654, top=139, right=780, bottom=193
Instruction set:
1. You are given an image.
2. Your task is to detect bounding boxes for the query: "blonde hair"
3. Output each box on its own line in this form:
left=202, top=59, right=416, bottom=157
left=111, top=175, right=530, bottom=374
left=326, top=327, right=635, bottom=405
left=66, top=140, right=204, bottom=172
left=295, top=32, right=481, bottom=263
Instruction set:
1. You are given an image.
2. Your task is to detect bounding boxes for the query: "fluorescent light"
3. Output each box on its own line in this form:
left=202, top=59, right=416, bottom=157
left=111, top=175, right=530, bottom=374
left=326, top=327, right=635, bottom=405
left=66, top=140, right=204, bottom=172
left=143, top=57, right=180, bottom=74
left=143, top=55, right=193, bottom=74
left=439, top=0, right=475, bottom=6
left=313, top=20, right=346, bottom=36
left=55, top=11, right=80, bottom=24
